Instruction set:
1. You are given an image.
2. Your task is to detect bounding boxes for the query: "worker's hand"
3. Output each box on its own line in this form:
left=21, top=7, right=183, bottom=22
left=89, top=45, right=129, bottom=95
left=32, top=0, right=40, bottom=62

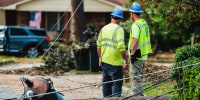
left=131, top=55, right=137, bottom=64
left=123, top=59, right=128, bottom=70
left=123, top=64, right=128, bottom=70
left=99, top=57, right=101, bottom=66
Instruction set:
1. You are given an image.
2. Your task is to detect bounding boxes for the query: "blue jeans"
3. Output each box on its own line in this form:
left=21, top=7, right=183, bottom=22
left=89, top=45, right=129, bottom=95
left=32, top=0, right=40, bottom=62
left=101, top=62, right=123, bottom=97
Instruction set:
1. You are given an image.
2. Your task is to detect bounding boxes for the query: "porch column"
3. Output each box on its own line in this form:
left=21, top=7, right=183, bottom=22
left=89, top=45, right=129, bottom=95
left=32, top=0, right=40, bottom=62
left=16, top=12, right=21, bottom=25
left=0, top=9, right=6, bottom=25
left=64, top=12, right=70, bottom=41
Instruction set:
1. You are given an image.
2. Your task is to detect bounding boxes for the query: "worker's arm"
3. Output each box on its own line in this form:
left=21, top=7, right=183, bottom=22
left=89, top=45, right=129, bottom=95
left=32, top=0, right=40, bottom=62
left=97, top=48, right=101, bottom=66
left=120, top=51, right=128, bottom=70
left=131, top=38, right=138, bottom=55
left=116, top=28, right=128, bottom=69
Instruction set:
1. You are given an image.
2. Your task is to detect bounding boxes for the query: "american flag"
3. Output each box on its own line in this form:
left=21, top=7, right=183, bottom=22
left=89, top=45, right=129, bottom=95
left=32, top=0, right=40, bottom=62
left=29, top=12, right=42, bottom=28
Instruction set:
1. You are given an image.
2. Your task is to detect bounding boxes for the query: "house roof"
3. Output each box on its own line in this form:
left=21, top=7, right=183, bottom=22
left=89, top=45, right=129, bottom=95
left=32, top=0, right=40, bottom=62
left=0, top=0, right=23, bottom=7
left=106, top=0, right=126, bottom=6
left=1, top=0, right=128, bottom=12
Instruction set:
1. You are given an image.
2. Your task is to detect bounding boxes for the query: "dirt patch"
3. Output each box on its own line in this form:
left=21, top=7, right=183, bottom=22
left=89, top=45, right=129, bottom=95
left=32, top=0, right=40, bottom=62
left=148, top=52, right=175, bottom=63
left=144, top=62, right=171, bottom=81
left=0, top=67, right=67, bottom=76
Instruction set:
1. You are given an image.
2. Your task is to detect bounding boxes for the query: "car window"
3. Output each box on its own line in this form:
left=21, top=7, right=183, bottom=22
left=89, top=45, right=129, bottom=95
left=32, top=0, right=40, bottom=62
left=29, top=29, right=47, bottom=36
left=0, top=29, right=4, bottom=32
left=10, top=28, right=27, bottom=35
left=0, top=28, right=6, bottom=35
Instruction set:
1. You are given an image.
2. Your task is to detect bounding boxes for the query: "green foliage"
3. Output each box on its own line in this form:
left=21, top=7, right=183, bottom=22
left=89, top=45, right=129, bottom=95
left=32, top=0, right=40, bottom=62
left=0, top=55, right=16, bottom=63
left=124, top=0, right=200, bottom=50
left=174, top=44, right=200, bottom=62
left=172, top=44, right=200, bottom=99
left=70, top=69, right=100, bottom=74
left=83, top=24, right=98, bottom=41
left=144, top=81, right=175, bottom=96
left=123, top=81, right=175, bottom=96
left=41, top=42, right=75, bottom=74
left=120, top=20, right=132, bottom=47
left=0, top=55, right=40, bottom=64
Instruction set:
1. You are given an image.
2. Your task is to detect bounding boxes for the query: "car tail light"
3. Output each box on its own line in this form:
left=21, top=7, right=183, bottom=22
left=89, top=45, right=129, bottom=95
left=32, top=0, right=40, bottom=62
left=44, top=37, right=50, bottom=43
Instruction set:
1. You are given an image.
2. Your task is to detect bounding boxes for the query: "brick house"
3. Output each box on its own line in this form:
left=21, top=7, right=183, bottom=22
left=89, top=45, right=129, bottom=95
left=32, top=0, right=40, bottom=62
left=0, top=0, right=128, bottom=41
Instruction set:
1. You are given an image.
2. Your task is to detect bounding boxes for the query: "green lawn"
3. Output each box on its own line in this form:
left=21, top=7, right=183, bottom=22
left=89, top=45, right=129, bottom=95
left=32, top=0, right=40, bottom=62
left=124, top=81, right=175, bottom=96
left=0, top=55, right=41, bottom=64
left=0, top=55, right=16, bottom=63
left=144, top=81, right=175, bottom=96
left=69, top=69, right=101, bottom=74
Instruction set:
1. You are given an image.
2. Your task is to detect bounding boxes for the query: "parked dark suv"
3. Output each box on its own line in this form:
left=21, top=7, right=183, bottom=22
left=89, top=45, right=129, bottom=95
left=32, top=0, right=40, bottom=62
left=0, top=25, right=50, bottom=57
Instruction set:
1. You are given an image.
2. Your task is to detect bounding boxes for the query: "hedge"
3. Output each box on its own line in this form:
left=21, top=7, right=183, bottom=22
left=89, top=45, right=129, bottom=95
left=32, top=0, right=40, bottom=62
left=172, top=44, right=200, bottom=99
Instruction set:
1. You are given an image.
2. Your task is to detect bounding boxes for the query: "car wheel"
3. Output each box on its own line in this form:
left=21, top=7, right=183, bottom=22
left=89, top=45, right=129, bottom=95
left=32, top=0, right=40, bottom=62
left=27, top=47, right=39, bottom=58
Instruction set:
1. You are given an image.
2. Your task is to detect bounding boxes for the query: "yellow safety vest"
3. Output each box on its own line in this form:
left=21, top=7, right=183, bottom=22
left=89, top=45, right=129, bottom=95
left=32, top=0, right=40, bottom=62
left=97, top=23, right=125, bottom=66
left=128, top=19, right=152, bottom=58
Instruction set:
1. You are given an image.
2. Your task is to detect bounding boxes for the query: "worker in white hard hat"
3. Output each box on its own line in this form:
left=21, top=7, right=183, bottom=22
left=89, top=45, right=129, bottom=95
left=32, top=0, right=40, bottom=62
left=128, top=2, right=152, bottom=96
left=97, top=8, right=128, bottom=97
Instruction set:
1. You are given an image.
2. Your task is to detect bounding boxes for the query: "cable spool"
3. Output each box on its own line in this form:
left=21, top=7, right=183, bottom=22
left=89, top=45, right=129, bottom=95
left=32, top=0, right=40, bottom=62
left=21, top=77, right=64, bottom=100
left=22, top=77, right=49, bottom=100
left=29, top=77, right=49, bottom=99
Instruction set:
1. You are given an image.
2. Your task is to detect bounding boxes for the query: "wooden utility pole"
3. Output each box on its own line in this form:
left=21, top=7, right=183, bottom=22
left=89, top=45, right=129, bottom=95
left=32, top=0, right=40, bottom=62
left=71, top=0, right=86, bottom=42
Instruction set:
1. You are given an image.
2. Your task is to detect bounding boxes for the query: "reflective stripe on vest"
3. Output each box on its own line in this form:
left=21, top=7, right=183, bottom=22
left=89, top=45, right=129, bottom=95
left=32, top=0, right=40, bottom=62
left=98, top=26, right=124, bottom=49
left=134, top=22, right=150, bottom=50
left=135, top=22, right=148, bottom=29
left=137, top=42, right=151, bottom=49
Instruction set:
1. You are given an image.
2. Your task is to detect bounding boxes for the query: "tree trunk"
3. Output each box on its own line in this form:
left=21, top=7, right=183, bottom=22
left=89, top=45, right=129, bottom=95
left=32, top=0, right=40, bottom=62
left=191, top=36, right=195, bottom=45
left=71, top=0, right=86, bottom=42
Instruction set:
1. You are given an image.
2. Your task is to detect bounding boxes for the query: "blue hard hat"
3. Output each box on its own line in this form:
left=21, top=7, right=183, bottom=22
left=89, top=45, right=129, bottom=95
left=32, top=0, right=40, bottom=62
left=110, top=8, right=124, bottom=19
left=129, top=3, right=144, bottom=13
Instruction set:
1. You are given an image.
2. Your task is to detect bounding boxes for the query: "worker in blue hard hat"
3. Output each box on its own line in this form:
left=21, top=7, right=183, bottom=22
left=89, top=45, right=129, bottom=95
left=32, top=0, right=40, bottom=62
left=97, top=8, right=128, bottom=97
left=110, top=8, right=124, bottom=19
left=128, top=3, right=152, bottom=96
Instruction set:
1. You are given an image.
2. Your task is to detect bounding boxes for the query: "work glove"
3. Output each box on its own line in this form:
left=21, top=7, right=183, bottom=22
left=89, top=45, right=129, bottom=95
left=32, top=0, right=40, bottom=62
left=131, top=55, right=137, bottom=64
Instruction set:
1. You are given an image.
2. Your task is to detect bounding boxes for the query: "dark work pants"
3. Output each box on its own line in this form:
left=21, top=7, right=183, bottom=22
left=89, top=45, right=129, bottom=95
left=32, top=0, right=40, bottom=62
left=101, top=62, right=123, bottom=98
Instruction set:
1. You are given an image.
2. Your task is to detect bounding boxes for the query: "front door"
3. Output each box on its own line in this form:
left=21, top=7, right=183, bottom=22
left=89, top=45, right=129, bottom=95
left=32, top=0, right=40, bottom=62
left=0, top=26, right=7, bottom=52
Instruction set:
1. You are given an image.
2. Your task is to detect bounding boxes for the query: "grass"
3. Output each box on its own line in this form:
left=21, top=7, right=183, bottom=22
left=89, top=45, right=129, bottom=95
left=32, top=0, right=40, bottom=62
left=0, top=54, right=42, bottom=64
left=144, top=81, right=175, bottom=96
left=0, top=55, right=16, bottom=63
left=69, top=69, right=101, bottom=74
left=123, top=81, right=175, bottom=96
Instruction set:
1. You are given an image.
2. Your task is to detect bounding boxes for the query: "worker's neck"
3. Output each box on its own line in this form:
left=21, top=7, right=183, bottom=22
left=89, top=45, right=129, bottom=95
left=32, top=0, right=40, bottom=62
left=134, top=16, right=141, bottom=21
left=111, top=20, right=120, bottom=25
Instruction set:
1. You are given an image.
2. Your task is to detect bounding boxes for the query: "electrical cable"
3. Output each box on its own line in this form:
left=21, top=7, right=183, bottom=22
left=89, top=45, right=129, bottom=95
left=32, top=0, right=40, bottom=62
left=3, top=0, right=200, bottom=99
left=120, top=73, right=175, bottom=100
left=19, top=62, right=200, bottom=100
left=33, top=2, right=71, bottom=51
left=20, top=0, right=84, bottom=98
left=0, top=0, right=75, bottom=95
left=99, top=72, right=171, bottom=100
left=0, top=1, right=72, bottom=94
left=148, top=82, right=200, bottom=100
left=0, top=78, right=20, bottom=93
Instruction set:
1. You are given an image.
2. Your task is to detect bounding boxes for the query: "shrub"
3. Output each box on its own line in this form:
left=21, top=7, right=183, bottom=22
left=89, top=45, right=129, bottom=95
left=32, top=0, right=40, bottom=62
left=120, top=20, right=132, bottom=47
left=174, top=44, right=200, bottom=63
left=172, top=44, right=200, bottom=99
left=83, top=24, right=98, bottom=42
left=41, top=42, right=75, bottom=75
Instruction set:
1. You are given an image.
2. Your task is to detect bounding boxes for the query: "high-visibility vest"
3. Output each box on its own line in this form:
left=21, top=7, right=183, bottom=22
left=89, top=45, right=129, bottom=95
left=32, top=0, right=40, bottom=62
left=128, top=19, right=152, bottom=57
left=97, top=23, right=125, bottom=66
